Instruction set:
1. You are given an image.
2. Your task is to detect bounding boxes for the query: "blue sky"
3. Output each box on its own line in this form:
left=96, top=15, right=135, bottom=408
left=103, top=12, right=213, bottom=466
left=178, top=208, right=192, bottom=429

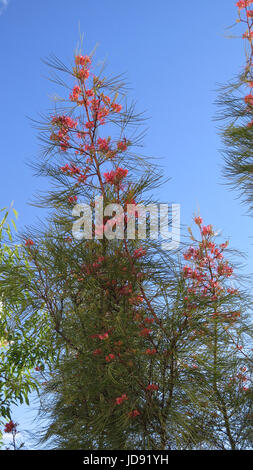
left=0, top=0, right=252, bottom=448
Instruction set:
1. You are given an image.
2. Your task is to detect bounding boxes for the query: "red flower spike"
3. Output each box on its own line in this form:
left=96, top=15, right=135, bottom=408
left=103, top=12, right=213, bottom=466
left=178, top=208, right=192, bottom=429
left=4, top=420, right=17, bottom=434
left=146, top=384, right=159, bottom=392
left=25, top=239, right=34, bottom=247
left=115, top=394, right=128, bottom=405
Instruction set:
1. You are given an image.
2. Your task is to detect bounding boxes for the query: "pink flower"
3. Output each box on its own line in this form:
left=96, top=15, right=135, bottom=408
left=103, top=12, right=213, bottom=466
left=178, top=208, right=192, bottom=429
left=129, top=409, right=140, bottom=417
left=201, top=225, right=213, bottom=236
left=145, top=348, right=157, bottom=355
left=97, top=138, right=110, bottom=153
left=25, top=239, right=34, bottom=247
left=139, top=327, right=151, bottom=337
left=98, top=332, right=109, bottom=340
left=85, top=121, right=95, bottom=129
left=146, top=383, right=159, bottom=391
left=111, top=102, right=122, bottom=113
left=93, top=349, right=102, bottom=356
left=117, top=139, right=128, bottom=152
left=115, top=394, right=128, bottom=405
left=104, top=168, right=128, bottom=185
left=183, top=266, right=193, bottom=277
left=237, top=0, right=253, bottom=9
left=194, top=216, right=203, bottom=226
left=68, top=195, right=77, bottom=204
left=69, top=85, right=81, bottom=102
left=243, top=30, right=253, bottom=39
left=105, top=353, right=115, bottom=362
left=144, top=317, right=154, bottom=324
left=86, top=89, right=94, bottom=97
left=75, top=55, right=91, bottom=66
left=133, top=247, right=146, bottom=259
left=245, top=94, right=253, bottom=106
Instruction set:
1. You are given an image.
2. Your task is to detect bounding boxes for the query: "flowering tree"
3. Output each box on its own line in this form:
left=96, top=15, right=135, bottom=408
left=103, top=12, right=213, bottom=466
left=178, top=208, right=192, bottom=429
left=181, top=217, right=252, bottom=449
left=36, top=213, right=252, bottom=450
left=0, top=43, right=252, bottom=449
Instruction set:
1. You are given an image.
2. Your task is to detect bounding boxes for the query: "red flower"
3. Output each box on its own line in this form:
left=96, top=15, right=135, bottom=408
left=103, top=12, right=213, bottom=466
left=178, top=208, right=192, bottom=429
left=104, top=168, right=128, bottom=185
left=25, top=239, right=34, bottom=247
left=237, top=0, right=253, bottom=9
left=201, top=225, right=213, bottom=236
left=115, top=393, right=128, bottom=405
left=194, top=216, right=203, bottom=226
left=98, top=332, right=109, bottom=340
left=129, top=409, right=140, bottom=418
left=68, top=195, right=77, bottom=204
left=139, top=327, right=151, bottom=337
left=145, top=348, right=157, bottom=355
left=4, top=420, right=17, bottom=433
left=144, top=317, right=154, bottom=324
left=69, top=85, right=81, bottom=102
left=243, top=30, right=253, bottom=39
left=79, top=68, right=90, bottom=81
left=51, top=115, right=77, bottom=129
left=105, top=353, right=115, bottom=362
left=60, top=164, right=70, bottom=173
left=129, top=295, right=144, bottom=305
left=133, top=247, right=146, bottom=259
left=93, top=349, right=102, bottom=356
left=75, top=55, right=91, bottom=66
left=111, top=102, right=122, bottom=113
left=146, top=383, right=159, bottom=391
left=117, top=139, right=128, bottom=152
left=78, top=174, right=87, bottom=184
left=245, top=94, right=253, bottom=106
left=97, top=137, right=110, bottom=153
left=85, top=121, right=95, bottom=129
left=86, top=89, right=94, bottom=97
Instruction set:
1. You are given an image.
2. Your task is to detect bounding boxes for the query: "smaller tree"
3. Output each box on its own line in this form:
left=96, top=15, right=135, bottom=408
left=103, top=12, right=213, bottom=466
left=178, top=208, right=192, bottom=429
left=37, top=217, right=252, bottom=450
left=180, top=216, right=253, bottom=449
left=217, top=1, right=253, bottom=211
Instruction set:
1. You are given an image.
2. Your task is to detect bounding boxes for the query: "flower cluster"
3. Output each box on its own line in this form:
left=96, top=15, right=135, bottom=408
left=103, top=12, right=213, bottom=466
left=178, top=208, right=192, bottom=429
left=104, top=168, right=128, bottom=186
left=146, top=383, right=159, bottom=392
left=182, top=217, right=239, bottom=312
left=47, top=53, right=133, bottom=215
left=128, top=409, right=140, bottom=418
left=4, top=420, right=17, bottom=433
left=51, top=115, right=78, bottom=152
left=236, top=0, right=253, bottom=10
left=115, top=393, right=128, bottom=405
left=60, top=163, right=89, bottom=185
left=25, top=239, right=34, bottom=247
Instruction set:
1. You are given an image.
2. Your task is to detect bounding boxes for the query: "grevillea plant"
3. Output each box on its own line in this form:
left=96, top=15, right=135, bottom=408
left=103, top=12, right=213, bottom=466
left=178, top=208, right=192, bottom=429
left=181, top=217, right=252, bottom=449
left=217, top=0, right=253, bottom=210
left=0, top=43, right=252, bottom=449
left=3, top=421, right=25, bottom=450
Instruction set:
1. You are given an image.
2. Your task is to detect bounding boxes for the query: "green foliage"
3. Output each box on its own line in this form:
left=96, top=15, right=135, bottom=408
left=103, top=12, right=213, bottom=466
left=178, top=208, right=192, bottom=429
left=0, top=205, right=56, bottom=426
left=216, top=76, right=253, bottom=212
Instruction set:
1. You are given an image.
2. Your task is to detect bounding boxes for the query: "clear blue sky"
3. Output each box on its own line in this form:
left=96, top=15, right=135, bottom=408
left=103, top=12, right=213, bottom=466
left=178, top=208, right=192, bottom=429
left=0, top=0, right=252, bottom=448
